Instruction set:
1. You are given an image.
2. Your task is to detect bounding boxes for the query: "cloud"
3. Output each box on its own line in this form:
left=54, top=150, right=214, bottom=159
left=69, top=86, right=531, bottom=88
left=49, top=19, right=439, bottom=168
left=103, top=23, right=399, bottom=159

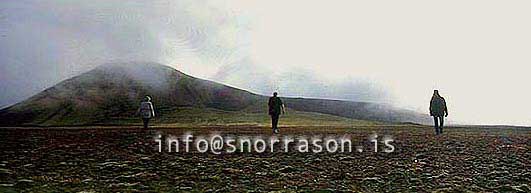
left=0, top=0, right=388, bottom=108
left=0, top=1, right=245, bottom=105
left=3, top=1, right=531, bottom=125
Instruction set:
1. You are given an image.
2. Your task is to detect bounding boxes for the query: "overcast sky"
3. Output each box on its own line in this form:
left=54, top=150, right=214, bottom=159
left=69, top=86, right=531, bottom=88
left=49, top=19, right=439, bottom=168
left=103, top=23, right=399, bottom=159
left=1, top=0, right=531, bottom=126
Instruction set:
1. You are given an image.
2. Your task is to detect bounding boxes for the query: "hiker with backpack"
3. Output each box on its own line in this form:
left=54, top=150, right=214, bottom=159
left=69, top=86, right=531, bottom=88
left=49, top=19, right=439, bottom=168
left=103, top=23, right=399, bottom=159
left=137, top=95, right=155, bottom=129
left=430, top=90, right=448, bottom=135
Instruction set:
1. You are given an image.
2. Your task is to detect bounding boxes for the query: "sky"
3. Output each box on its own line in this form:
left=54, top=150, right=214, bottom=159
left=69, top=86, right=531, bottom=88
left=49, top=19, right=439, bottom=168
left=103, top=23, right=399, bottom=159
left=1, top=0, right=531, bottom=126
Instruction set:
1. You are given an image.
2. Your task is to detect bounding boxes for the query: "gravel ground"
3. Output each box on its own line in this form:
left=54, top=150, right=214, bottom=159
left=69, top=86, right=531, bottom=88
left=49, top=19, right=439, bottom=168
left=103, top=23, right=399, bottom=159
left=0, top=126, right=529, bottom=192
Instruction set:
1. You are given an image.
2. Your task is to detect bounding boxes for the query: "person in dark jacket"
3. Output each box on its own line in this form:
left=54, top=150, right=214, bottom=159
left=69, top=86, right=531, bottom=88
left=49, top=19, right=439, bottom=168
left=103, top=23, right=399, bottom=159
left=137, top=95, right=155, bottom=129
left=430, top=90, right=448, bottom=135
left=268, top=92, right=285, bottom=134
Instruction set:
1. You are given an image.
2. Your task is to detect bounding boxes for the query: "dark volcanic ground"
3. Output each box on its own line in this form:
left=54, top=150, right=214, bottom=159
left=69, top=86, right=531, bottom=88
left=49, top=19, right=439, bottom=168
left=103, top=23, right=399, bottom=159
left=0, top=126, right=530, bottom=192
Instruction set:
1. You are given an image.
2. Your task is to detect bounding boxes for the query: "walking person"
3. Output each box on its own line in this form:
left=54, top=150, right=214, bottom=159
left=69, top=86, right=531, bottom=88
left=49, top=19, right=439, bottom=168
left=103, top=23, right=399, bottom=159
left=268, top=92, right=285, bottom=134
left=429, top=90, right=448, bottom=135
left=137, top=95, right=155, bottom=129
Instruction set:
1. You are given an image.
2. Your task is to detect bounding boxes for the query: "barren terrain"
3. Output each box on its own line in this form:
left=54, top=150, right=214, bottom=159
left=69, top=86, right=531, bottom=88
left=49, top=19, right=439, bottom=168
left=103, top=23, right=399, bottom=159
left=0, top=125, right=529, bottom=192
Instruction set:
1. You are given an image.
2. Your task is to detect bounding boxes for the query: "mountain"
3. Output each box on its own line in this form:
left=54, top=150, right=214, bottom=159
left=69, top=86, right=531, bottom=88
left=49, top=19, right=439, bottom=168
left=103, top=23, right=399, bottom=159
left=0, top=62, right=430, bottom=126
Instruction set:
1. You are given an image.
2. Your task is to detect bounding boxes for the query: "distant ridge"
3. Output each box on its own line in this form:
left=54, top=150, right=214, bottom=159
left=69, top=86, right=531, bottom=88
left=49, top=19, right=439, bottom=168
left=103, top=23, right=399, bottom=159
left=0, top=62, right=430, bottom=126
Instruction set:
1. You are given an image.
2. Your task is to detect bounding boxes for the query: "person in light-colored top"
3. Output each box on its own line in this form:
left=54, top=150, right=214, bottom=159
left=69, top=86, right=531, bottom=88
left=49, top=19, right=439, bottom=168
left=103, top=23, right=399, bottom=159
left=137, top=95, right=155, bottom=129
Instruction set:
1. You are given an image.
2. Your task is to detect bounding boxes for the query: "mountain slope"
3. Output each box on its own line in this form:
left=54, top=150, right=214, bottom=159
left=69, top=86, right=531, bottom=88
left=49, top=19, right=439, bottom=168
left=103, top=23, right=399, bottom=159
left=0, top=62, right=430, bottom=126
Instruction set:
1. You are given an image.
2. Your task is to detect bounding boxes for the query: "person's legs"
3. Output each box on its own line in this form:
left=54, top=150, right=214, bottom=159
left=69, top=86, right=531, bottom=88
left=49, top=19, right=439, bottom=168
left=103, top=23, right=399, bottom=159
left=275, top=114, right=280, bottom=132
left=270, top=115, right=275, bottom=131
left=433, top=116, right=440, bottom=135
left=272, top=114, right=279, bottom=132
left=143, top=118, right=149, bottom=129
left=439, top=116, right=444, bottom=134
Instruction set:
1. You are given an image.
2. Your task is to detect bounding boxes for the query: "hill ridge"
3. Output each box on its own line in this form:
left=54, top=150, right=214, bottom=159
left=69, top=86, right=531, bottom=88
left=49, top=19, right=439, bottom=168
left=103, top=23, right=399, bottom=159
left=0, top=62, right=430, bottom=126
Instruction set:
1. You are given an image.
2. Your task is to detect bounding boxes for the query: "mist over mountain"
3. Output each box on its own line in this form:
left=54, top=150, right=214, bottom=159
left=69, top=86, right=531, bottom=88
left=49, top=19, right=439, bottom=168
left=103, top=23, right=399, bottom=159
left=0, top=1, right=389, bottom=110
left=211, top=63, right=392, bottom=104
left=0, top=62, right=429, bottom=126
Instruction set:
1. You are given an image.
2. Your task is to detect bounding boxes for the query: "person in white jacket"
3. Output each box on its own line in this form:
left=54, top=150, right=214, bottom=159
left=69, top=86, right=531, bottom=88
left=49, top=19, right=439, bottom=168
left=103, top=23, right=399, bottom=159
left=137, top=95, right=155, bottom=129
